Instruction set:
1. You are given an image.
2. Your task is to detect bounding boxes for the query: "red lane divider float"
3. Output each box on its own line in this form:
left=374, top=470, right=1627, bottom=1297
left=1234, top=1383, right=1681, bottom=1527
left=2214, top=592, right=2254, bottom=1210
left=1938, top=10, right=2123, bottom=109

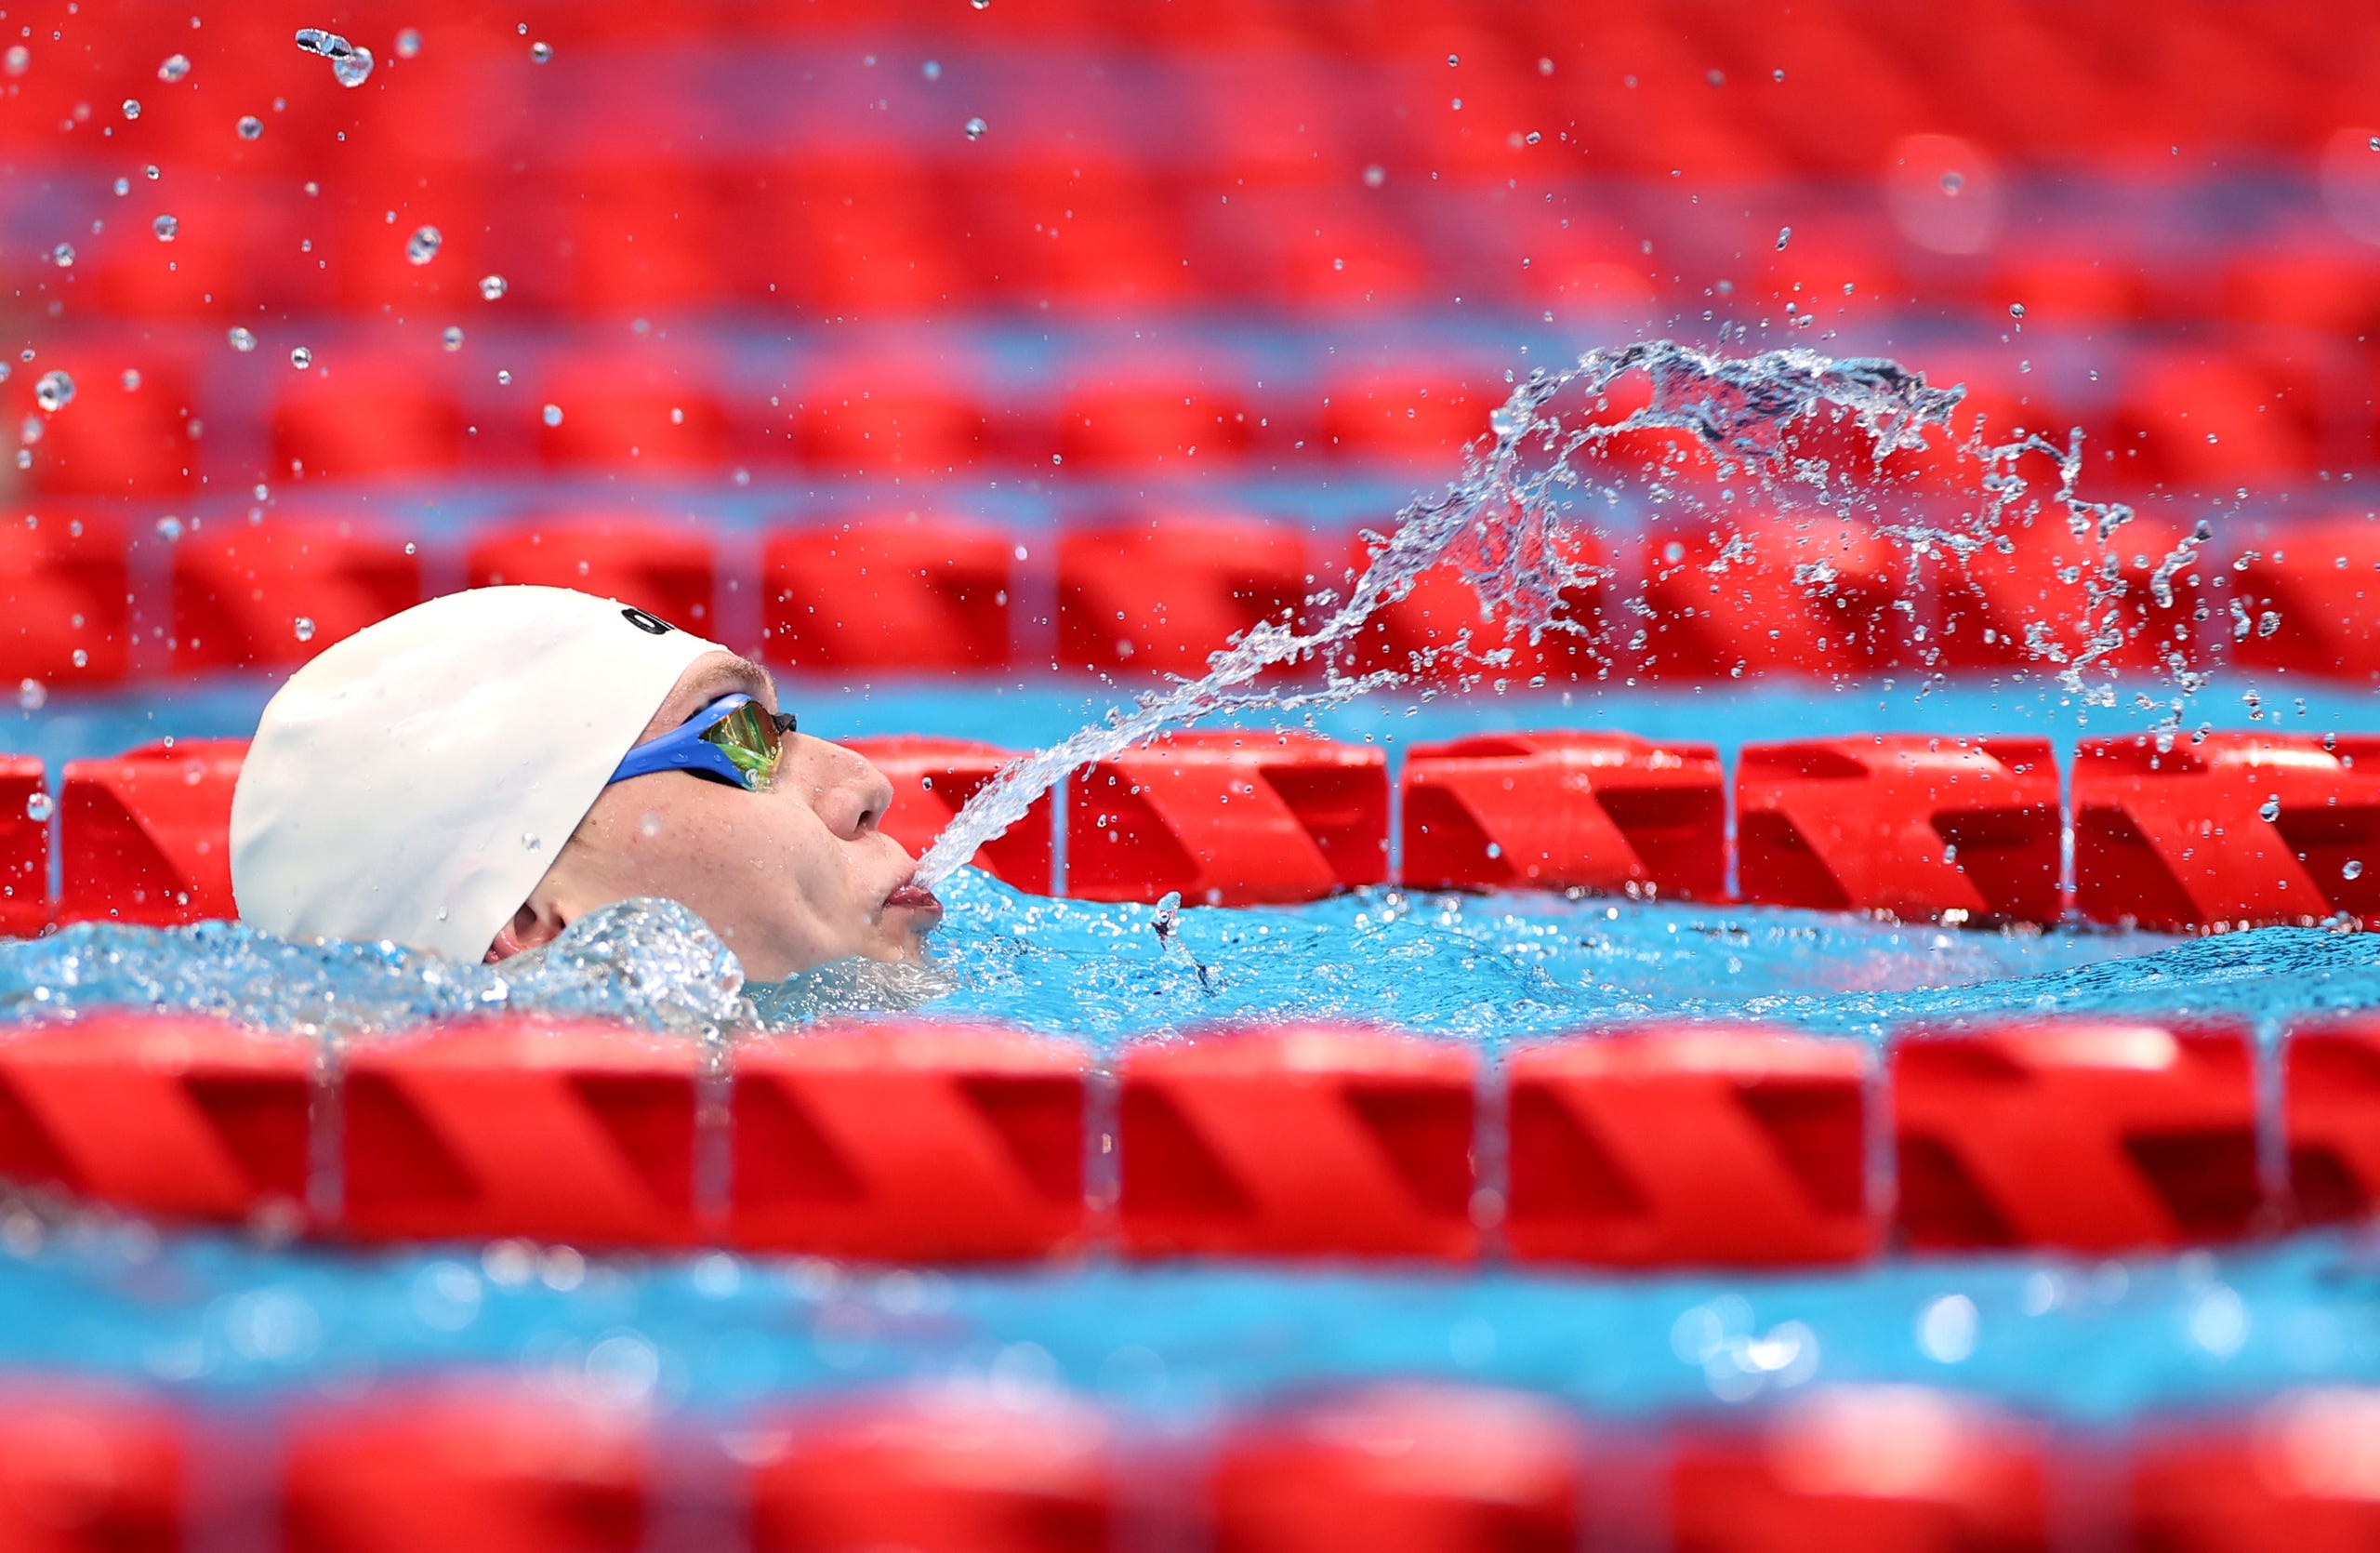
left=2281, top=1015, right=2380, bottom=1228
left=1399, top=732, right=1724, bottom=898
left=843, top=735, right=1052, bottom=896
left=2074, top=733, right=2380, bottom=931
left=1737, top=735, right=2061, bottom=924
left=2128, top=1390, right=2380, bottom=1549
left=2230, top=517, right=2380, bottom=684
left=1892, top=1018, right=2261, bottom=1253
left=1117, top=1026, right=1478, bottom=1261
left=1068, top=730, right=1387, bottom=906
left=0, top=1380, right=186, bottom=1553
left=56, top=737, right=246, bottom=926
left=0, top=755, right=46, bottom=937
left=1504, top=1026, right=1878, bottom=1268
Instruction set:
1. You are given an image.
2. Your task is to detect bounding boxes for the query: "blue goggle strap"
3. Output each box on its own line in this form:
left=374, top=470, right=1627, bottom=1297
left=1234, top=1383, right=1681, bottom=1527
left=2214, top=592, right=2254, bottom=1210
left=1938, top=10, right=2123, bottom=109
left=609, top=693, right=762, bottom=789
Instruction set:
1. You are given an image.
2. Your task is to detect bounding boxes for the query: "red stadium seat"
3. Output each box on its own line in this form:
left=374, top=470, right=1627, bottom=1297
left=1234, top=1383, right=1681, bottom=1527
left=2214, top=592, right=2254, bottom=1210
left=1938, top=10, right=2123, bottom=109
left=1337, top=516, right=1614, bottom=687
left=1737, top=736, right=2062, bottom=924
left=14, top=350, right=196, bottom=498
left=965, top=160, right=1196, bottom=313
left=1893, top=1019, right=2262, bottom=1252
left=283, top=1388, right=646, bottom=1553
left=762, top=518, right=1013, bottom=671
left=1929, top=510, right=2206, bottom=674
left=1399, top=732, right=1725, bottom=897
left=271, top=356, right=469, bottom=481
left=2284, top=1018, right=2380, bottom=1227
left=1057, top=366, right=1254, bottom=471
left=840, top=736, right=1051, bottom=895
left=732, top=159, right=973, bottom=316
left=467, top=514, right=717, bottom=629
left=2228, top=519, right=2380, bottom=682
left=1632, top=512, right=1909, bottom=679
left=0, top=755, right=46, bottom=936
left=56, top=737, right=245, bottom=926
left=749, top=1393, right=1113, bottom=1553
left=2109, top=350, right=2326, bottom=487
left=0, top=1014, right=311, bottom=1224
left=1670, top=1389, right=2048, bottom=1553
left=2128, top=1390, right=2380, bottom=1551
left=1118, top=1026, right=1477, bottom=1260
left=558, top=166, right=729, bottom=314
left=2071, top=734, right=2380, bottom=931
left=1068, top=729, right=1387, bottom=905
left=1207, top=1386, right=1586, bottom=1553
left=1317, top=356, right=1501, bottom=469
left=0, top=1381, right=186, bottom=1553
left=536, top=352, right=729, bottom=472
left=340, top=1018, right=705, bottom=1246
left=729, top=1024, right=1088, bottom=1260
left=170, top=516, right=422, bottom=674
left=1507, top=1026, right=1878, bottom=1268
left=1055, top=515, right=1308, bottom=676
left=0, top=509, right=133, bottom=688
left=787, top=365, right=993, bottom=472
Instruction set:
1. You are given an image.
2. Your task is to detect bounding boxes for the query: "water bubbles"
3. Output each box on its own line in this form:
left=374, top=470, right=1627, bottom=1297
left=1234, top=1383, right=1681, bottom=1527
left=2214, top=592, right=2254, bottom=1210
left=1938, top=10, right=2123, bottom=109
left=333, top=47, right=375, bottom=87
left=478, top=273, right=507, bottom=300
left=1773, top=68, right=1786, bottom=82
left=1447, top=53, right=1460, bottom=66
left=1363, top=164, right=1386, bottom=188
left=2260, top=793, right=2282, bottom=823
left=4, top=46, right=26, bottom=76
left=442, top=325, right=464, bottom=351
left=541, top=404, right=563, bottom=427
left=121, top=99, right=141, bottom=120
left=1705, top=68, right=1726, bottom=86
left=970, top=0, right=989, bottom=8
left=2371, top=136, right=2379, bottom=152
left=293, top=28, right=349, bottom=57
left=1775, top=226, right=1791, bottom=250
left=152, top=213, right=178, bottom=242
left=156, top=53, right=191, bottom=83
left=236, top=115, right=263, bottom=139
left=1941, top=170, right=1965, bottom=193
left=394, top=27, right=421, bottom=60
left=292, top=617, right=316, bottom=643
left=146, top=165, right=162, bottom=180
left=48, top=243, right=73, bottom=268
left=2008, top=301, right=2025, bottom=320
left=289, top=346, right=313, bottom=369
left=639, top=811, right=665, bottom=839
left=921, top=60, right=941, bottom=80
left=23, top=792, right=50, bottom=823
left=2347, top=860, right=2366, bottom=881
left=120, top=369, right=139, bottom=391
left=404, top=224, right=442, bottom=265
left=529, top=40, right=552, bottom=63
left=963, top=115, right=987, bottom=140
left=33, top=371, right=73, bottom=413
left=15, top=681, right=43, bottom=712
left=112, top=177, right=130, bottom=196
left=522, top=832, right=542, bottom=853
left=153, top=515, right=182, bottom=542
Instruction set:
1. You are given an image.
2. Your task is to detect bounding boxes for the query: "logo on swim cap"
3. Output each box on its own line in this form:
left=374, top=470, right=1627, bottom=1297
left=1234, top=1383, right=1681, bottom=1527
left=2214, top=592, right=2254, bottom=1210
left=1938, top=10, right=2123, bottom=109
left=621, top=606, right=677, bottom=636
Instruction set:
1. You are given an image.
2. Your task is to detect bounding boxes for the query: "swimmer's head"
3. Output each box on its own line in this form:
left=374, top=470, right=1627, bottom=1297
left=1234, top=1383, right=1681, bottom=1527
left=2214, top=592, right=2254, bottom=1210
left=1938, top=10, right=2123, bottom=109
left=231, top=585, right=939, bottom=978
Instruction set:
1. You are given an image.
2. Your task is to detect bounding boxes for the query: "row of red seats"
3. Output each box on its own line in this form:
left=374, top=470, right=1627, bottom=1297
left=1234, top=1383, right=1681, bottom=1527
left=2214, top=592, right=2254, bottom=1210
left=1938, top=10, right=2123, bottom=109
left=3, top=1375, right=2362, bottom=1553
left=14, top=729, right=2377, bottom=939
left=6, top=506, right=2376, bottom=689
left=0, top=1009, right=2364, bottom=1260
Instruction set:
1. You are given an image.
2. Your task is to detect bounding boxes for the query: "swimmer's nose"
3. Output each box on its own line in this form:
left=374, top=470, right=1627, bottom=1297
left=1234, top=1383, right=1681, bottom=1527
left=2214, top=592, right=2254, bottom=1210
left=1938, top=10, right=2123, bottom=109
left=822, top=741, right=895, bottom=840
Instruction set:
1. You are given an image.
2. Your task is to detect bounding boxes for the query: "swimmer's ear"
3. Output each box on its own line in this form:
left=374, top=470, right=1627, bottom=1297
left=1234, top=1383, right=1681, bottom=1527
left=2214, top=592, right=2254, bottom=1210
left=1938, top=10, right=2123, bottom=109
left=483, top=897, right=568, bottom=962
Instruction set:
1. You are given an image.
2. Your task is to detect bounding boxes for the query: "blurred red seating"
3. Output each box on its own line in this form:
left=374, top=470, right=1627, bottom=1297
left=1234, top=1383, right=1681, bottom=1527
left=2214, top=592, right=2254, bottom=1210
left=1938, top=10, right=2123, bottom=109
left=965, top=161, right=1194, bottom=313
left=271, top=356, right=469, bottom=481
left=1318, top=357, right=1500, bottom=467
left=1057, top=367, right=1254, bottom=471
left=2110, top=349, right=2325, bottom=486
left=284, top=1388, right=646, bottom=1553
left=2071, top=734, right=2380, bottom=931
left=729, top=1023, right=1088, bottom=1261
left=1931, top=511, right=2205, bottom=673
left=841, top=737, right=1051, bottom=895
left=57, top=737, right=245, bottom=926
left=1893, top=1018, right=2261, bottom=1252
left=1118, top=1026, right=1477, bottom=1260
left=16, top=352, right=195, bottom=498
left=1208, top=1386, right=1586, bottom=1553
left=170, top=516, right=421, bottom=674
left=1506, top=1025, right=1878, bottom=1268
left=340, top=1018, right=704, bottom=1246
left=0, top=1014, right=311, bottom=1225
left=2129, top=1390, right=2380, bottom=1550
left=1633, top=513, right=1907, bottom=679
left=467, top=514, right=717, bottom=630
left=1055, top=515, right=1308, bottom=676
left=1068, top=730, right=1387, bottom=906
left=1338, top=517, right=1614, bottom=687
left=734, top=160, right=972, bottom=315
left=788, top=366, right=992, bottom=471
left=537, top=352, right=729, bottom=472
left=558, top=167, right=728, bottom=314
left=0, top=1381, right=185, bottom=1553
left=763, top=518, right=1013, bottom=671
left=1399, top=731, right=1725, bottom=897
left=79, top=181, right=316, bottom=321
left=2283, top=1017, right=2380, bottom=1227
left=1670, top=1389, right=2048, bottom=1553
left=0, top=509, right=132, bottom=687
left=2228, top=519, right=2380, bottom=682
left=750, top=1393, right=1114, bottom=1553
left=1737, top=736, right=2061, bottom=924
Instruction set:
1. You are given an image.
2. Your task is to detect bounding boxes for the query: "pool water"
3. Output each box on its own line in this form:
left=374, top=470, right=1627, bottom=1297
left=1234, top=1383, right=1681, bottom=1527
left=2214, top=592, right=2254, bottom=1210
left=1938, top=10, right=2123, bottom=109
left=2, top=674, right=2375, bottom=1427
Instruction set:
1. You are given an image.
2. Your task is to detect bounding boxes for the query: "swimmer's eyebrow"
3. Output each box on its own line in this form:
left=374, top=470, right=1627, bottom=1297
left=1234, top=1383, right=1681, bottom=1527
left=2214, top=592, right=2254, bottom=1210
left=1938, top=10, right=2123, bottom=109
left=649, top=656, right=778, bottom=737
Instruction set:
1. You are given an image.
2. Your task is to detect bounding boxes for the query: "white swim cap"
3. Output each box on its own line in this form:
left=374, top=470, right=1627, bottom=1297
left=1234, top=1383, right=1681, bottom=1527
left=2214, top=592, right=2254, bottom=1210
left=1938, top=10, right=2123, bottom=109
left=231, top=585, right=726, bottom=961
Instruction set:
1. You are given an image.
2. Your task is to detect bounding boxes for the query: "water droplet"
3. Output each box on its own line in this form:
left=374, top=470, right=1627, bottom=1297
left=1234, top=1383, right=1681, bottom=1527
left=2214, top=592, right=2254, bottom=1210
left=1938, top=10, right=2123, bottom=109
left=292, top=616, right=315, bottom=643
left=404, top=224, right=442, bottom=265
left=1773, top=68, right=1786, bottom=82
left=48, top=243, right=73, bottom=268
left=23, top=791, right=51, bottom=822
left=5, top=46, right=28, bottom=75
left=2260, top=794, right=2282, bottom=823
left=120, top=369, right=140, bottom=391
left=2347, top=860, right=2365, bottom=881
left=1363, top=164, right=1386, bottom=188
left=156, top=53, right=190, bottom=83
left=334, top=46, right=375, bottom=86
left=1775, top=226, right=1791, bottom=250
left=121, top=99, right=141, bottom=120
left=112, top=177, right=130, bottom=196
left=227, top=327, right=256, bottom=352
left=33, top=371, right=73, bottom=413
left=921, top=60, right=941, bottom=80
left=2371, top=136, right=2379, bottom=152
left=152, top=213, right=178, bottom=242
left=1941, top=170, right=1964, bottom=194
left=1447, top=53, right=1460, bottom=66
left=541, top=404, right=562, bottom=427
left=478, top=273, right=507, bottom=300
left=1489, top=405, right=1525, bottom=439
left=2008, top=302, right=2025, bottom=319
left=395, top=27, right=421, bottom=59
left=522, top=831, right=542, bottom=852
left=289, top=347, right=313, bottom=369
left=67, top=649, right=84, bottom=668
left=153, top=515, right=181, bottom=542
left=236, top=114, right=262, bottom=139
left=970, top=0, right=988, bottom=8
left=639, top=811, right=664, bottom=839
left=145, top=165, right=161, bottom=180
left=1705, top=68, right=1725, bottom=86
left=15, top=680, right=44, bottom=711
left=294, top=28, right=350, bottom=57
left=442, top=325, right=463, bottom=351
left=528, top=40, right=552, bottom=62
left=496, top=369, right=511, bottom=385
left=963, top=115, right=987, bottom=139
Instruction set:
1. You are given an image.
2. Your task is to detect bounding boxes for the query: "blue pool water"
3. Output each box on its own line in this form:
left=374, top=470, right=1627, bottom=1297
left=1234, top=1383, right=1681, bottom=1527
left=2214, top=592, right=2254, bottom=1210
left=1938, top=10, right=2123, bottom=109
left=3, top=672, right=2377, bottom=1426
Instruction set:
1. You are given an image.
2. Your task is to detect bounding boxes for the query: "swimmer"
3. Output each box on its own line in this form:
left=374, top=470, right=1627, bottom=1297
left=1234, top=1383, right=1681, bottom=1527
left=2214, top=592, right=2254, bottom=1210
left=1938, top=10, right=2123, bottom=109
left=229, top=585, right=941, bottom=980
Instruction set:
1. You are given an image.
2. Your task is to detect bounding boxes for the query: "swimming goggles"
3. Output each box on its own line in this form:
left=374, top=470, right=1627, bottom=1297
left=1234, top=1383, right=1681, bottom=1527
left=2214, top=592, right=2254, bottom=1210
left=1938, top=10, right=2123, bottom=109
left=608, top=693, right=798, bottom=792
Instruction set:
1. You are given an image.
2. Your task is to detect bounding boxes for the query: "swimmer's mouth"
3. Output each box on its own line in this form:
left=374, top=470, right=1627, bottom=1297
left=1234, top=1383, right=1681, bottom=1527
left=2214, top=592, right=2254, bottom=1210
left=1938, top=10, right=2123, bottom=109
left=884, top=873, right=941, bottom=914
